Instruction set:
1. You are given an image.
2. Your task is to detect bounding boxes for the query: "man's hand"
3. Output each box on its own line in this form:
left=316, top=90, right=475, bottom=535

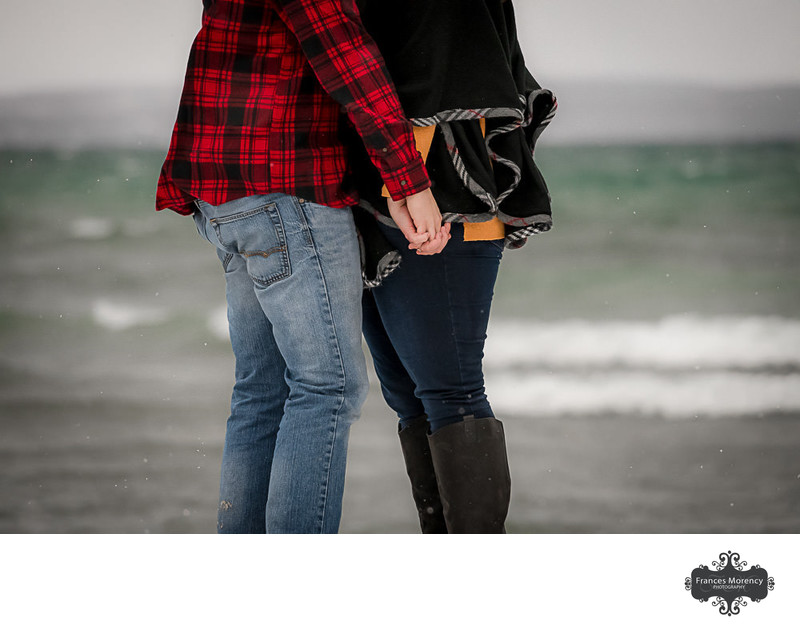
left=416, top=222, right=451, bottom=255
left=387, top=188, right=450, bottom=255
left=403, top=188, right=441, bottom=241
left=387, top=195, right=428, bottom=249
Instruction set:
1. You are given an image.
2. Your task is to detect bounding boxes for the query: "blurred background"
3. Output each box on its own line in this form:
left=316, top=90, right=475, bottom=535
left=1, top=0, right=798, bottom=533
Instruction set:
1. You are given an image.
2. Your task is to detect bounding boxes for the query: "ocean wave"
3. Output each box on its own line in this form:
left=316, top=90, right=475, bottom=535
left=69, top=217, right=114, bottom=240
left=69, top=216, right=162, bottom=240
left=486, top=369, right=800, bottom=418
left=92, top=299, right=168, bottom=331
left=199, top=309, right=800, bottom=417
left=484, top=315, right=800, bottom=370
left=208, top=305, right=229, bottom=340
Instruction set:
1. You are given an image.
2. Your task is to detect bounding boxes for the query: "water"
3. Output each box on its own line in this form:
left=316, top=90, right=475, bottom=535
left=1, top=143, right=799, bottom=532
left=496, top=142, right=800, bottom=319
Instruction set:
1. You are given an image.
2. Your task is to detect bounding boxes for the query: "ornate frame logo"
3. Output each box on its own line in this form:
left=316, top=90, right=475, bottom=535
left=686, top=551, right=775, bottom=615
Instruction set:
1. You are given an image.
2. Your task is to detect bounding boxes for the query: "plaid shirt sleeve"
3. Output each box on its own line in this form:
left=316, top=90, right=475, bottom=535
left=276, top=0, right=430, bottom=200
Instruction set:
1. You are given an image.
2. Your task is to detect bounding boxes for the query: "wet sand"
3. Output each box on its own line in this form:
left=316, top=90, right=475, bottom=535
left=1, top=367, right=797, bottom=534
left=348, top=395, right=800, bottom=533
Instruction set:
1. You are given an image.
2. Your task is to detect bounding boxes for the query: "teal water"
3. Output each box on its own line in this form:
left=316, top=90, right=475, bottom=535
left=1, top=144, right=799, bottom=532
left=1, top=143, right=799, bottom=417
left=1, top=143, right=798, bottom=323
left=498, top=142, right=800, bottom=318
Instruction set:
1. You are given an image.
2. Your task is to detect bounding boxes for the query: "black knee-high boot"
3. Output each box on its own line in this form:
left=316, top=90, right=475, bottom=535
left=427, top=417, right=511, bottom=534
left=398, top=416, right=448, bottom=533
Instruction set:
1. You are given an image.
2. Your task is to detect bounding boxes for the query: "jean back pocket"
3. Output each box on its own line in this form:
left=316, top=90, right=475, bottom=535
left=210, top=203, right=291, bottom=288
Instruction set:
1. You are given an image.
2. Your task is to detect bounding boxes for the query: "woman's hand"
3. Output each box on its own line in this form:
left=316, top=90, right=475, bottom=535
left=415, top=221, right=451, bottom=255
left=387, top=188, right=451, bottom=255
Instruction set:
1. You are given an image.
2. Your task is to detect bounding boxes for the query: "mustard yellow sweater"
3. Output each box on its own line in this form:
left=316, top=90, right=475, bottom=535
left=383, top=121, right=505, bottom=241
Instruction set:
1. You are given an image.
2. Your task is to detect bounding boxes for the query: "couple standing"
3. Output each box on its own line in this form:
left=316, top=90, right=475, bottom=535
left=156, top=0, right=556, bottom=534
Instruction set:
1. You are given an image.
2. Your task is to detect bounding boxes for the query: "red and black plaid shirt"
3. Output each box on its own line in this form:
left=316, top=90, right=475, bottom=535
left=156, top=0, right=430, bottom=214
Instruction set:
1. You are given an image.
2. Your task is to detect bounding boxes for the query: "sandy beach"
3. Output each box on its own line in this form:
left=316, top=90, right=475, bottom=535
left=1, top=361, right=797, bottom=534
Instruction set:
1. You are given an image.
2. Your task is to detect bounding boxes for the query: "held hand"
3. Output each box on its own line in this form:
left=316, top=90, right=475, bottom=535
left=404, top=188, right=442, bottom=241
left=416, top=221, right=451, bottom=255
left=387, top=196, right=428, bottom=248
left=387, top=188, right=451, bottom=255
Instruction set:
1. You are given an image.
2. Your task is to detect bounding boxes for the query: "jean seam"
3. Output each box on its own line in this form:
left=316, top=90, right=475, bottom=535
left=441, top=252, right=474, bottom=423
left=220, top=251, right=234, bottom=272
left=208, top=202, right=277, bottom=224
left=293, top=198, right=348, bottom=533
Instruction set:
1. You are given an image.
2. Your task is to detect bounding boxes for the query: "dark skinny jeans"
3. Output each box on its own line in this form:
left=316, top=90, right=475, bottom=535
left=362, top=222, right=503, bottom=433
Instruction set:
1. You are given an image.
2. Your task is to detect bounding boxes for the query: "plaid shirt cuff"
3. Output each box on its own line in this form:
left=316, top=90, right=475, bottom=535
left=381, top=156, right=431, bottom=201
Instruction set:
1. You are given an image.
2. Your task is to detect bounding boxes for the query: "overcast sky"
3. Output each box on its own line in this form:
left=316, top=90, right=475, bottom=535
left=1, top=0, right=799, bottom=95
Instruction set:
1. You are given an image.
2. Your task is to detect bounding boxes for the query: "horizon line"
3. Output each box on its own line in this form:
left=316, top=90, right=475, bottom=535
left=2, top=78, right=800, bottom=99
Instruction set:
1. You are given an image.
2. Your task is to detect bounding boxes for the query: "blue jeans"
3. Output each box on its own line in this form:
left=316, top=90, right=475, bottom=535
left=362, top=222, right=503, bottom=433
left=193, top=194, right=368, bottom=533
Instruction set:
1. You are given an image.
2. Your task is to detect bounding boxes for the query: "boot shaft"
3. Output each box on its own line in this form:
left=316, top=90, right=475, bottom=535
left=427, top=417, right=511, bottom=534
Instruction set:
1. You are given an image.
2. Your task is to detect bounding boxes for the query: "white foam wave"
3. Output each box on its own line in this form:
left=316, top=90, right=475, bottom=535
left=92, top=299, right=167, bottom=331
left=486, top=370, right=800, bottom=418
left=208, top=305, right=229, bottom=340
left=69, top=217, right=114, bottom=240
left=199, top=309, right=800, bottom=417
left=485, top=315, right=800, bottom=370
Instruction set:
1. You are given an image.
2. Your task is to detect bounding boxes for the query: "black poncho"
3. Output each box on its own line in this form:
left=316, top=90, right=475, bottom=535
left=349, top=0, right=557, bottom=284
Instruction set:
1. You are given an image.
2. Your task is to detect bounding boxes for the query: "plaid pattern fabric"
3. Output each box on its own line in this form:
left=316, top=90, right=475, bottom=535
left=156, top=0, right=430, bottom=214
